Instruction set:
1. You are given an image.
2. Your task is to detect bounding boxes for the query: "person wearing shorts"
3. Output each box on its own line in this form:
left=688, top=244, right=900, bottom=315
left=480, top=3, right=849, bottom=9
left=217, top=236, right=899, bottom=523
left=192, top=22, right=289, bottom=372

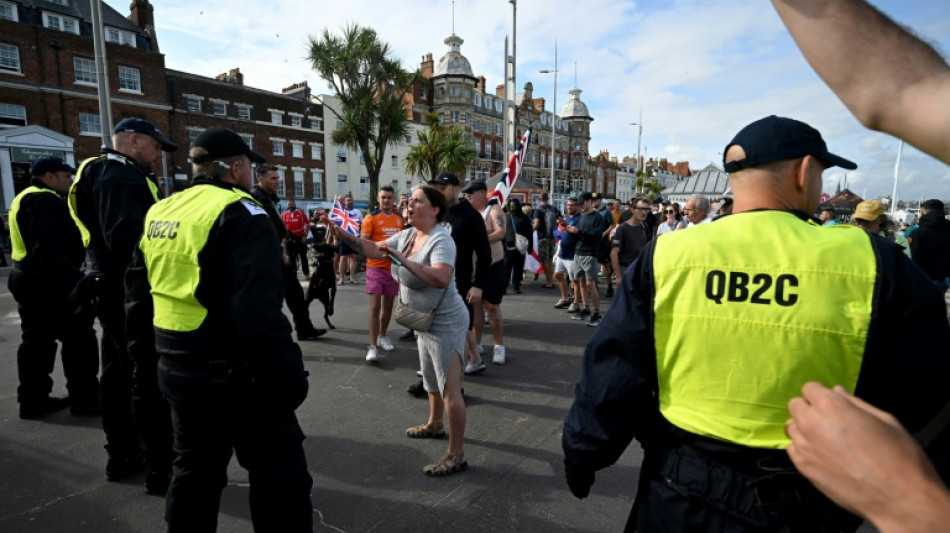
left=554, top=197, right=581, bottom=310
left=565, top=193, right=608, bottom=327
left=336, top=194, right=362, bottom=284
left=361, top=187, right=405, bottom=362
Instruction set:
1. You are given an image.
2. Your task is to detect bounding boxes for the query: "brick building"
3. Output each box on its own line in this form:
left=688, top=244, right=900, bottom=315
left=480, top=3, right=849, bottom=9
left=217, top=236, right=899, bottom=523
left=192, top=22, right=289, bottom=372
left=165, top=69, right=325, bottom=201
left=0, top=0, right=169, bottom=208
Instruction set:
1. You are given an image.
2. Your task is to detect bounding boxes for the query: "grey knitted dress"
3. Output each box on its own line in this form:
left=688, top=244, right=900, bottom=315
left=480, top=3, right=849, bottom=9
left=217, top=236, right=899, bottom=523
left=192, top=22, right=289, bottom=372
left=386, top=225, right=468, bottom=394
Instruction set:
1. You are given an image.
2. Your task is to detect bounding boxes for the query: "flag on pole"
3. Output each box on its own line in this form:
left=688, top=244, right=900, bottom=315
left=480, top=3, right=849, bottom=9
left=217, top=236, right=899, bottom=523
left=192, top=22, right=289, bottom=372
left=330, top=201, right=360, bottom=236
left=488, top=126, right=533, bottom=207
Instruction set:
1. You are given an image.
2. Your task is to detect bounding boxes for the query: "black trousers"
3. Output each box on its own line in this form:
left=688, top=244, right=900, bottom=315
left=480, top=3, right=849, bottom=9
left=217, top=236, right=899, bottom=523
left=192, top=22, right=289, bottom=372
left=286, top=237, right=309, bottom=276
left=159, top=361, right=313, bottom=533
left=9, top=271, right=99, bottom=405
left=629, top=446, right=861, bottom=533
left=505, top=248, right=526, bottom=287
left=97, top=276, right=141, bottom=459
left=283, top=262, right=315, bottom=332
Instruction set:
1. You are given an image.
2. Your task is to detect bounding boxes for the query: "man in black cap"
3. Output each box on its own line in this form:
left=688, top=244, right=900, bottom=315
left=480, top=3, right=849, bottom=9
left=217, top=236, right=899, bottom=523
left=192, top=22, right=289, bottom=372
left=127, top=127, right=313, bottom=530
left=563, top=115, right=950, bottom=531
left=69, top=117, right=177, bottom=484
left=8, top=157, right=99, bottom=418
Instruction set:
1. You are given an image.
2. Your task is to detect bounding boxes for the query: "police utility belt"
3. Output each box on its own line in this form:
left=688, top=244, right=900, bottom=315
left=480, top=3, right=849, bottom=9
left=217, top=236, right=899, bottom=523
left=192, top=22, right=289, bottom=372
left=159, top=355, right=236, bottom=378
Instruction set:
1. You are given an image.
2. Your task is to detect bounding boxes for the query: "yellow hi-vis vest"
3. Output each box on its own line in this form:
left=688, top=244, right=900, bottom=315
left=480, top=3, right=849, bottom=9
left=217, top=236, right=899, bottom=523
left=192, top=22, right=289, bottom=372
left=652, top=211, right=875, bottom=449
left=70, top=153, right=161, bottom=247
left=138, top=184, right=259, bottom=333
left=9, top=186, right=61, bottom=262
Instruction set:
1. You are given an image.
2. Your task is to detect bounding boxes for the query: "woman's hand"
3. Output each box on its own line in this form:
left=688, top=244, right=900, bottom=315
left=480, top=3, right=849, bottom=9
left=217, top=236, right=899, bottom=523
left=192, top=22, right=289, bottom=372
left=378, top=245, right=405, bottom=266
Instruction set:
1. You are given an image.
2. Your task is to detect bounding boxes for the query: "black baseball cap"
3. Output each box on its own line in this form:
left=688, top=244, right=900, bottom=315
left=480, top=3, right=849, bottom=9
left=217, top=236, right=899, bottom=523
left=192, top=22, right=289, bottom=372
left=723, top=115, right=856, bottom=173
left=429, top=171, right=460, bottom=186
left=30, top=156, right=76, bottom=176
left=113, top=117, right=178, bottom=152
left=461, top=178, right=487, bottom=193
left=192, top=128, right=265, bottom=164
left=579, top=192, right=593, bottom=202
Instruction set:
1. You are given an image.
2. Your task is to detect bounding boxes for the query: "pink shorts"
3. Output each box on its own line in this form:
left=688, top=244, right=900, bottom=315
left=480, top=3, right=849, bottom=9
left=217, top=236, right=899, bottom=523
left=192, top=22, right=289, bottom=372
left=365, top=266, right=398, bottom=297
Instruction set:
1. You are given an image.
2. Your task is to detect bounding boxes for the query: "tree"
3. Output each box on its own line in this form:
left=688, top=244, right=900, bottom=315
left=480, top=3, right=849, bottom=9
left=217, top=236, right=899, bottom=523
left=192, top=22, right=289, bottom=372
left=404, top=112, right=476, bottom=182
left=640, top=178, right=665, bottom=201
left=307, top=24, right=418, bottom=203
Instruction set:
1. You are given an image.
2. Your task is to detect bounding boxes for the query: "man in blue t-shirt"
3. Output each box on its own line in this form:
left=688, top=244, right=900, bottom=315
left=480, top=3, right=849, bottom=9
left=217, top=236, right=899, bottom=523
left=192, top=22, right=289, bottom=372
left=554, top=196, right=581, bottom=311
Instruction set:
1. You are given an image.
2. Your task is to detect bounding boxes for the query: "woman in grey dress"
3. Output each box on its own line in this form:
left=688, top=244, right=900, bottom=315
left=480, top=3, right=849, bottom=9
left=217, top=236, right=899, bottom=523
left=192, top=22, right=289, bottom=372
left=324, top=186, right=469, bottom=476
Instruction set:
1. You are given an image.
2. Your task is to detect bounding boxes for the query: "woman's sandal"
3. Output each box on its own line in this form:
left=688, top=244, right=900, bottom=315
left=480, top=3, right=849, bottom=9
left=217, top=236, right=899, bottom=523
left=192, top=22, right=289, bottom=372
left=406, top=421, right=445, bottom=439
left=423, top=452, right=467, bottom=477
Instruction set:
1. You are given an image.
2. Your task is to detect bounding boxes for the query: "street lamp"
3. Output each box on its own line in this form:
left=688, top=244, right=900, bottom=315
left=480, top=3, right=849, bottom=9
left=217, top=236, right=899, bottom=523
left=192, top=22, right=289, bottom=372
left=629, top=107, right=643, bottom=176
left=539, top=41, right=557, bottom=200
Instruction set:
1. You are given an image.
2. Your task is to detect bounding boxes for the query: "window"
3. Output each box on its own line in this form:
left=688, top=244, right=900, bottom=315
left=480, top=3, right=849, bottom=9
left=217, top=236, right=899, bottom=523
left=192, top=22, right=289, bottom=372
left=239, top=134, right=253, bottom=150
left=573, top=156, right=582, bottom=169
left=0, top=103, right=26, bottom=126
left=484, top=122, right=491, bottom=134
left=0, top=43, right=20, bottom=73
left=270, top=111, right=282, bottom=125
left=360, top=176, right=369, bottom=195
left=494, top=100, right=503, bottom=112
left=437, top=87, right=445, bottom=98
left=79, top=113, right=101, bottom=135
left=451, top=111, right=459, bottom=123
left=474, top=94, right=482, bottom=107
left=495, top=124, right=501, bottom=136
left=336, top=146, right=347, bottom=162
left=271, top=140, right=283, bottom=156
left=391, top=155, right=398, bottom=168
left=484, top=96, right=492, bottom=109
left=311, top=171, right=323, bottom=198
left=293, top=170, right=304, bottom=199
left=44, top=12, right=79, bottom=34
left=237, top=106, right=250, bottom=120
left=311, top=144, right=322, bottom=160
left=210, top=101, right=226, bottom=116
left=420, top=88, right=427, bottom=99
left=290, top=115, right=302, bottom=127
left=118, top=66, right=141, bottom=92
left=188, top=128, right=202, bottom=146
left=337, top=174, right=347, bottom=189
left=49, top=0, right=69, bottom=5
left=463, top=113, right=470, bottom=124
left=450, top=86, right=460, bottom=97
left=486, top=142, right=492, bottom=159
left=0, top=2, right=17, bottom=22
left=335, top=119, right=343, bottom=130
left=310, top=118, right=322, bottom=131
left=358, top=150, right=364, bottom=165
left=291, top=142, right=303, bottom=158
left=276, top=169, right=286, bottom=197
left=473, top=119, right=481, bottom=131
left=405, top=135, right=412, bottom=144
left=74, top=57, right=96, bottom=84
left=106, top=27, right=136, bottom=47
left=186, top=97, right=201, bottom=112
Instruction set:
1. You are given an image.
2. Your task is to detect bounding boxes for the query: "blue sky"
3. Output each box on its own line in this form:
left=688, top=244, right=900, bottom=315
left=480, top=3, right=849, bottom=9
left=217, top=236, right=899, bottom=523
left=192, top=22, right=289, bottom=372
left=121, top=0, right=950, bottom=202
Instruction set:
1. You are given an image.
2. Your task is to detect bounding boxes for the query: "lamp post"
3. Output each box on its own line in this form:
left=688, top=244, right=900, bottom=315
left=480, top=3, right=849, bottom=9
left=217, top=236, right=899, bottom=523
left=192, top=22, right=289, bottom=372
left=629, top=106, right=643, bottom=175
left=539, top=41, right=557, bottom=199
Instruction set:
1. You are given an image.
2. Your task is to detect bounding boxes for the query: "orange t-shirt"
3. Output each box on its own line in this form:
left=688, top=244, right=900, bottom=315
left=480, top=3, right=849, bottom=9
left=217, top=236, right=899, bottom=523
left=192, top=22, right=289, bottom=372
left=361, top=210, right=405, bottom=268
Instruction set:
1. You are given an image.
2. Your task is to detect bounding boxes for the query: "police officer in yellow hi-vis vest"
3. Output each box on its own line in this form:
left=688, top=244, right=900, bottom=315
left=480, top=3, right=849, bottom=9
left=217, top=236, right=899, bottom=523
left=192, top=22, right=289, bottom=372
left=9, top=157, right=99, bottom=419
left=125, top=128, right=312, bottom=531
left=563, top=116, right=950, bottom=532
left=70, top=117, right=178, bottom=485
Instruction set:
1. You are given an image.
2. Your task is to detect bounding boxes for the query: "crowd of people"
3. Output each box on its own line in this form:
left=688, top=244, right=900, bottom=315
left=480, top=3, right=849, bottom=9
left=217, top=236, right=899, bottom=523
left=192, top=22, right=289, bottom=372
left=6, top=0, right=950, bottom=531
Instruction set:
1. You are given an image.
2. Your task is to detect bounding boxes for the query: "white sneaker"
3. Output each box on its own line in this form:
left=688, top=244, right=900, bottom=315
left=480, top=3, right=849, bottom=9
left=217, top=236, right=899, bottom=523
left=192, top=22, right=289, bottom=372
left=365, top=345, right=379, bottom=362
left=416, top=369, right=423, bottom=377
left=476, top=344, right=484, bottom=355
left=376, top=336, right=395, bottom=352
left=492, top=345, right=506, bottom=365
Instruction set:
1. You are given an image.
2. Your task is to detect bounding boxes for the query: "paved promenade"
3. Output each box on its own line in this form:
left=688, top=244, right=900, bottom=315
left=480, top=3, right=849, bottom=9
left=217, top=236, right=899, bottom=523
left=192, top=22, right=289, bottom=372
left=0, top=267, right=924, bottom=532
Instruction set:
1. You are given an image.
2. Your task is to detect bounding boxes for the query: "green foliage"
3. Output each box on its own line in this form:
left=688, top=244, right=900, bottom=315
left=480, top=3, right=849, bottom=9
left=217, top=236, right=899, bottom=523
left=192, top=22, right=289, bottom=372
left=404, top=113, right=476, bottom=182
left=307, top=24, right=419, bottom=201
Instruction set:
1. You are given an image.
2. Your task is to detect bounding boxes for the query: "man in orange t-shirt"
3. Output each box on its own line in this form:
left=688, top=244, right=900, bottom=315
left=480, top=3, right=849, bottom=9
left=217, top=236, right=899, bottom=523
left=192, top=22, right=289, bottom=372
left=361, top=186, right=405, bottom=362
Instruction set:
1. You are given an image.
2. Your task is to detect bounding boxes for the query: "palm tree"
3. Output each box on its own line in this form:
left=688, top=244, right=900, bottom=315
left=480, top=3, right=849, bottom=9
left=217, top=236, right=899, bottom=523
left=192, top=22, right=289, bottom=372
left=307, top=24, right=419, bottom=202
left=404, top=113, right=475, bottom=181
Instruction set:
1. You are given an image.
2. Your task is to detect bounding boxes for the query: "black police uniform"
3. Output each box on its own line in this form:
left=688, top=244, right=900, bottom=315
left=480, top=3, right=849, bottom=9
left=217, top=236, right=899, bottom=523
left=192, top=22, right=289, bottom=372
left=128, top=175, right=312, bottom=532
left=72, top=147, right=161, bottom=475
left=9, top=180, right=98, bottom=416
left=250, top=184, right=323, bottom=339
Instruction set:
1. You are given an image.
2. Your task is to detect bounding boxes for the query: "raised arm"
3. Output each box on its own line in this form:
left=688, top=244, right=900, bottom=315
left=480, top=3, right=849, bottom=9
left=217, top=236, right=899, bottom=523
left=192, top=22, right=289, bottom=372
left=322, top=216, right=386, bottom=259
left=772, top=0, right=950, bottom=164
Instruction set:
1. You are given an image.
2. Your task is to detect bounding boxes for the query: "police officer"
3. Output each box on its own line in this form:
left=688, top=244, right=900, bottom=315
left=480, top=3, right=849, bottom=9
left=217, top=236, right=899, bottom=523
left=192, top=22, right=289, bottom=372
left=128, top=127, right=312, bottom=531
left=69, top=117, right=178, bottom=482
left=562, top=115, right=950, bottom=532
left=9, top=157, right=99, bottom=419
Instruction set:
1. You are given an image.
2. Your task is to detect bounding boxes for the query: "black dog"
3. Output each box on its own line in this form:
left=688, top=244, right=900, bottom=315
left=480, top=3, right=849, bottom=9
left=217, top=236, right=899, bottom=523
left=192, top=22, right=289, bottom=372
left=306, top=243, right=337, bottom=329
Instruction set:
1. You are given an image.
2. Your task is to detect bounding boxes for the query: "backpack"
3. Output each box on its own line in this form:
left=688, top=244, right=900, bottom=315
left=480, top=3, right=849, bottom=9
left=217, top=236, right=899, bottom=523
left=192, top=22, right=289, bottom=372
left=542, top=205, right=559, bottom=239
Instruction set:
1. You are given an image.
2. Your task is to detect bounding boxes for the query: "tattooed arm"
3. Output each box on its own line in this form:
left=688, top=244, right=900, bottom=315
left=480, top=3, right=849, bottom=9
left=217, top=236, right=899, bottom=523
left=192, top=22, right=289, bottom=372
left=488, top=204, right=507, bottom=244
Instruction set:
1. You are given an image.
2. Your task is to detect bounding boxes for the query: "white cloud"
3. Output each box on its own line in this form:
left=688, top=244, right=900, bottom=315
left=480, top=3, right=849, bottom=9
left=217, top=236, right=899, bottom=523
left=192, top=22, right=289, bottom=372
left=109, top=0, right=950, bottom=200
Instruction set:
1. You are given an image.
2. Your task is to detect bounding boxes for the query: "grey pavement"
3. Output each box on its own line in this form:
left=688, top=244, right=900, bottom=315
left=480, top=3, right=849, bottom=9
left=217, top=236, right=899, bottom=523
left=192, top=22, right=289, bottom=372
left=0, top=268, right=924, bottom=532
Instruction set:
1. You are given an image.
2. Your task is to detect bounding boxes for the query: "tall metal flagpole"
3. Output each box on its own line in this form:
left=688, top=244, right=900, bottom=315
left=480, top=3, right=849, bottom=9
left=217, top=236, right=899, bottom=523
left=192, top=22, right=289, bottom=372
left=551, top=42, right=556, bottom=199
left=890, top=139, right=904, bottom=214
left=90, top=0, right=113, bottom=149
left=508, top=0, right=517, bottom=159
left=503, top=36, right=508, bottom=172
